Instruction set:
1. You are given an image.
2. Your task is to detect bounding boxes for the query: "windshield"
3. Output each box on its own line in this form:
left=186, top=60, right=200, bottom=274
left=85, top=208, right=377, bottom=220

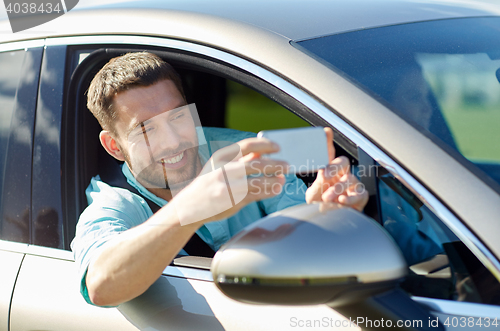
left=296, top=17, right=500, bottom=189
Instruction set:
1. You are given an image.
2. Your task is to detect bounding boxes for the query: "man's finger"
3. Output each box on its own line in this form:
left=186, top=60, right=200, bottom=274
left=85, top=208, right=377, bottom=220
left=207, top=138, right=279, bottom=165
left=243, top=158, right=289, bottom=176
left=323, top=156, right=350, bottom=180
left=246, top=175, right=285, bottom=201
left=305, top=156, right=352, bottom=203
left=208, top=142, right=245, bottom=165
left=338, top=191, right=369, bottom=212
left=305, top=169, right=331, bottom=203
left=323, top=127, right=335, bottom=162
left=321, top=173, right=361, bottom=202
left=238, top=137, right=280, bottom=157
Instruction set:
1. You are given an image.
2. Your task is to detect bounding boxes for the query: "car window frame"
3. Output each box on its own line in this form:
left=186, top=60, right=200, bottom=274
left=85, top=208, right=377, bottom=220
left=0, top=42, right=43, bottom=246
left=31, top=44, right=67, bottom=249
left=55, top=35, right=500, bottom=316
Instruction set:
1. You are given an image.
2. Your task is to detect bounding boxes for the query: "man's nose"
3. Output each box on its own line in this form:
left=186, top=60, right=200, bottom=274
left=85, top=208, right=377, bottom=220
left=155, top=120, right=181, bottom=152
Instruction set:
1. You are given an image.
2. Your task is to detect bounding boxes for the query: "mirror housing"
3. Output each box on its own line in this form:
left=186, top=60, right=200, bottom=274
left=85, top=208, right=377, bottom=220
left=212, top=203, right=407, bottom=307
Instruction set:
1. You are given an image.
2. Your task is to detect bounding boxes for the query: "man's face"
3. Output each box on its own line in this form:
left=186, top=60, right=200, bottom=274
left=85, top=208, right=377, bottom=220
left=112, top=79, right=200, bottom=190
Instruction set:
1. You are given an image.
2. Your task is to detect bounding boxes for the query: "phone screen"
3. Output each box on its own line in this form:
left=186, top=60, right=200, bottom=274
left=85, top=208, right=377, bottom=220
left=257, top=127, right=329, bottom=174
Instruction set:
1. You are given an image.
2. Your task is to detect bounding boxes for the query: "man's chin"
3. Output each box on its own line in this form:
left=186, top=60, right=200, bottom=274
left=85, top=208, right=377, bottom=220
left=136, top=170, right=196, bottom=191
left=131, top=152, right=200, bottom=191
left=167, top=179, right=194, bottom=194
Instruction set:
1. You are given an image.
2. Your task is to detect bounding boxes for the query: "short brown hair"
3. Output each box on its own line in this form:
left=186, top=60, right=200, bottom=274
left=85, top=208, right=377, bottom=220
left=87, top=52, right=185, bottom=137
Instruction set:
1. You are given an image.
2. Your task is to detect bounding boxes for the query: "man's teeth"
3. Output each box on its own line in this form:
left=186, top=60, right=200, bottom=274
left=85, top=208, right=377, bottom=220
left=161, top=152, right=184, bottom=164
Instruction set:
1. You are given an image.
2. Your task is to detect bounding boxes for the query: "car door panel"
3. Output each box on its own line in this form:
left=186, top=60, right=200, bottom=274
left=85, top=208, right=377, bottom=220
left=187, top=275, right=358, bottom=331
left=414, top=297, right=500, bottom=331
left=118, top=275, right=227, bottom=331
left=118, top=268, right=359, bottom=331
left=0, top=249, right=24, bottom=331
left=10, top=250, right=138, bottom=331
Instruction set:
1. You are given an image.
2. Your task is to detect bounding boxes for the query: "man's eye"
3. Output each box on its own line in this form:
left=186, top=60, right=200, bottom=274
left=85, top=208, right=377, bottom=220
left=172, top=112, right=185, bottom=120
left=139, top=127, right=154, bottom=135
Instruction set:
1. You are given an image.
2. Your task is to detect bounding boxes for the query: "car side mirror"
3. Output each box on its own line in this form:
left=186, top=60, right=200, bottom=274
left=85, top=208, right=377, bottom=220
left=211, top=203, right=407, bottom=307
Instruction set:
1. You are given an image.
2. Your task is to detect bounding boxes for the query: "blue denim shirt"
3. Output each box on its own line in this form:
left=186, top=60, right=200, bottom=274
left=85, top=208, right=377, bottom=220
left=71, top=127, right=307, bottom=306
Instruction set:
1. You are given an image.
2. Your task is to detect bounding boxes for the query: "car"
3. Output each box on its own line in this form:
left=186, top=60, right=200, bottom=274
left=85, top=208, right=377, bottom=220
left=1, top=0, right=500, bottom=330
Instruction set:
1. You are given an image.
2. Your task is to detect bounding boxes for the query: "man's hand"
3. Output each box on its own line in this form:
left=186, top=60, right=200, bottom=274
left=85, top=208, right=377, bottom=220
left=306, top=128, right=368, bottom=212
left=171, top=138, right=288, bottom=226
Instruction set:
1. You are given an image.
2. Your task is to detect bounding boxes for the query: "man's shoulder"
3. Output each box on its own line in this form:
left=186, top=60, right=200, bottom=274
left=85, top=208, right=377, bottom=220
left=80, top=176, right=151, bottom=223
left=87, top=175, right=136, bottom=203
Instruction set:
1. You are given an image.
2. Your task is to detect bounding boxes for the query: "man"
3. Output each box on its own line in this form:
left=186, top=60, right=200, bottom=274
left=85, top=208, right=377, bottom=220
left=71, top=52, right=368, bottom=307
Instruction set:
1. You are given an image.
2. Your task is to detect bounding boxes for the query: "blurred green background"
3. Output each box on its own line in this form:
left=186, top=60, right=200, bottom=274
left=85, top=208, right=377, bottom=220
left=442, top=105, right=500, bottom=162
left=225, top=80, right=309, bottom=133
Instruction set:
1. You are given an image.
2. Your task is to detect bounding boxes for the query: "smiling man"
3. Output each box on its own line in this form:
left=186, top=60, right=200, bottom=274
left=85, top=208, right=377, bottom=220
left=71, top=52, right=368, bottom=307
left=104, top=78, right=202, bottom=197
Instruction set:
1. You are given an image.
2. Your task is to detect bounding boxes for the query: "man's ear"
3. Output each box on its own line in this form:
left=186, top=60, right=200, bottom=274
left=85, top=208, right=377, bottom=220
left=100, top=130, right=126, bottom=161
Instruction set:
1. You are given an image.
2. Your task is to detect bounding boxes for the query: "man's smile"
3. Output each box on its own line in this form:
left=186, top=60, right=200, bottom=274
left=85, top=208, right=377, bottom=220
left=159, top=150, right=188, bottom=169
left=160, top=151, right=184, bottom=164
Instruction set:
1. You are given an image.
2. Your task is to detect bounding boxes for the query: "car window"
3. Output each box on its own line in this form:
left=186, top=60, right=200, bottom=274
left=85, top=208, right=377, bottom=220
left=31, top=45, right=67, bottom=249
left=296, top=17, right=500, bottom=193
left=0, top=50, right=27, bottom=242
left=66, top=47, right=326, bottom=243
left=371, top=168, right=500, bottom=305
left=0, top=50, right=25, bottom=202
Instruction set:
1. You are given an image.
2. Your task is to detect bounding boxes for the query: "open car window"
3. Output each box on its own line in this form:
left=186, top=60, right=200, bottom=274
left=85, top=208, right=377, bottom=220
left=65, top=46, right=356, bottom=258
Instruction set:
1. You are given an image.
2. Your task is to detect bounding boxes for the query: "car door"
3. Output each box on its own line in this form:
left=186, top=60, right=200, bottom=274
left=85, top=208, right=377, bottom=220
left=58, top=34, right=500, bottom=330
left=61, top=38, right=359, bottom=331
left=0, top=43, right=41, bottom=331
left=4, top=42, right=138, bottom=331
left=294, top=17, right=500, bottom=329
left=355, top=148, right=500, bottom=330
left=145, top=37, right=500, bottom=330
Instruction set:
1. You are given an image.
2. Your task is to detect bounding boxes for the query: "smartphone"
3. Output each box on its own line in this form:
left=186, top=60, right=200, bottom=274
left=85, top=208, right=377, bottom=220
left=257, top=127, right=330, bottom=174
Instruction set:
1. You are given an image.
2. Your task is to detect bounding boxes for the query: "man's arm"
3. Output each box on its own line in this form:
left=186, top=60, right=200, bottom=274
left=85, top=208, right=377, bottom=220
left=85, top=204, right=197, bottom=306
left=85, top=138, right=287, bottom=307
left=84, top=130, right=367, bottom=307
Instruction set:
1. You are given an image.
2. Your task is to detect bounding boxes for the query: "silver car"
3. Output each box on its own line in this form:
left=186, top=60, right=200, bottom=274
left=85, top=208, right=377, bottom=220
left=1, top=0, right=500, bottom=330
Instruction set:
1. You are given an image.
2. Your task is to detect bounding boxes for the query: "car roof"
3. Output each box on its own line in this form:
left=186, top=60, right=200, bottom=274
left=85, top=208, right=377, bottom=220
left=1, top=0, right=500, bottom=43
left=88, top=0, right=500, bottom=40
